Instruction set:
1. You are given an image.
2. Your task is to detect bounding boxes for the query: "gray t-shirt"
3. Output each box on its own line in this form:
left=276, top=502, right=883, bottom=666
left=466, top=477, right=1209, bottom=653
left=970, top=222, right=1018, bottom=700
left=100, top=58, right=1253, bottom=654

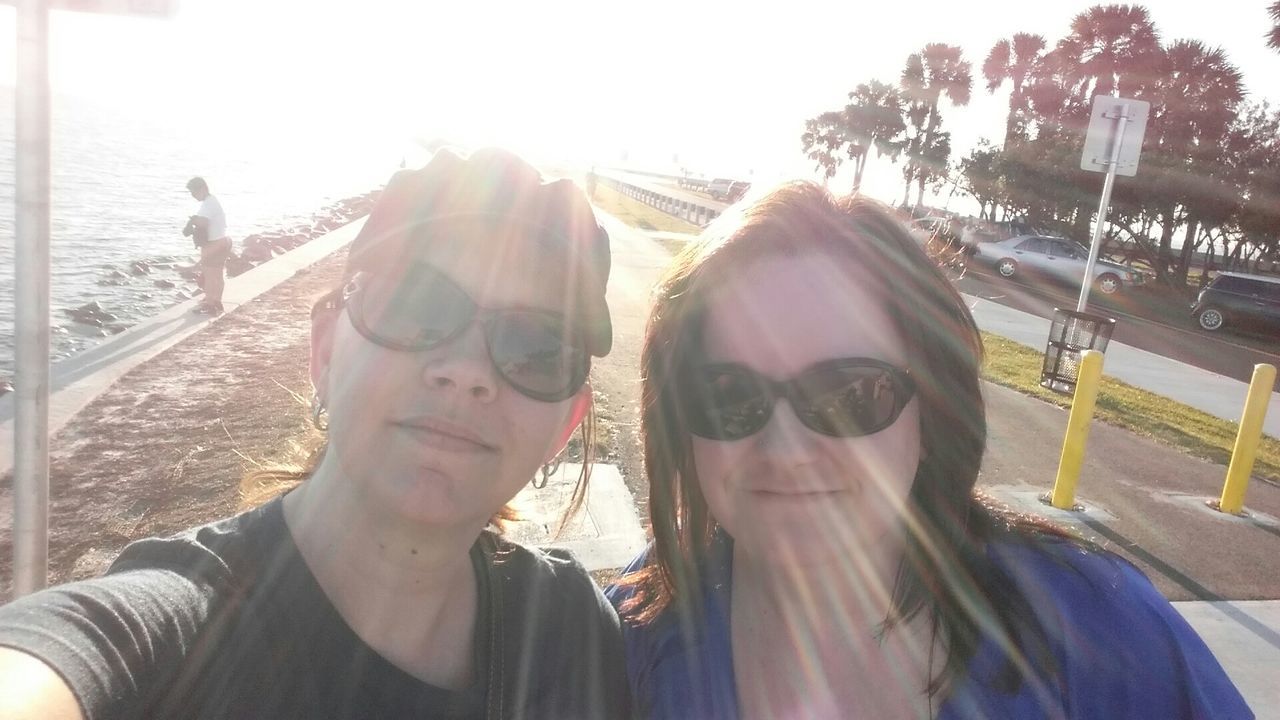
left=0, top=497, right=630, bottom=719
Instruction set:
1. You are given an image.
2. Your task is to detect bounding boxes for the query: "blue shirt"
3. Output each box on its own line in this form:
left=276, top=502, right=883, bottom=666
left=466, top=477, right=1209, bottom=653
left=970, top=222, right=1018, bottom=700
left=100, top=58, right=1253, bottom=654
left=607, top=536, right=1253, bottom=719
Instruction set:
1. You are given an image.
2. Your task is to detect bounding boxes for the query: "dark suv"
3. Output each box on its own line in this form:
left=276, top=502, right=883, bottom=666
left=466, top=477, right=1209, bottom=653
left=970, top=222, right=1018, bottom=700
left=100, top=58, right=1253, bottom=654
left=1192, top=272, right=1280, bottom=334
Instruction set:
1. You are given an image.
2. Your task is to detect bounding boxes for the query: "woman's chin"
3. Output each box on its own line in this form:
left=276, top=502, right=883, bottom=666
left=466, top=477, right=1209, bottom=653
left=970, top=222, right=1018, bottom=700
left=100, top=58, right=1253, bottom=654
left=368, top=470, right=478, bottom=528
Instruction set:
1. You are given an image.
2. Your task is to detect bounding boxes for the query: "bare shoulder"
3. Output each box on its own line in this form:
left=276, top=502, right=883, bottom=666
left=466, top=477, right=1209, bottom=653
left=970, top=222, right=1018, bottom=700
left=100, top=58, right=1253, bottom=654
left=0, top=647, right=84, bottom=720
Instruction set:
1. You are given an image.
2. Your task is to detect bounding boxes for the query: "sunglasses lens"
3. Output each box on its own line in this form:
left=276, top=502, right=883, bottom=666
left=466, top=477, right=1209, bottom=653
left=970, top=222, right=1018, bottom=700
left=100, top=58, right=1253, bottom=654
left=793, top=364, right=904, bottom=437
left=355, top=269, right=472, bottom=349
left=686, top=367, right=773, bottom=440
left=347, top=265, right=588, bottom=402
left=488, top=313, right=588, bottom=401
left=684, top=361, right=911, bottom=440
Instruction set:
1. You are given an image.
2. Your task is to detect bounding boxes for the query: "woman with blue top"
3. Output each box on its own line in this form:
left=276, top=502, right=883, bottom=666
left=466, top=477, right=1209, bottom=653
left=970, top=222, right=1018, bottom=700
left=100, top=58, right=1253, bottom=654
left=608, top=182, right=1251, bottom=719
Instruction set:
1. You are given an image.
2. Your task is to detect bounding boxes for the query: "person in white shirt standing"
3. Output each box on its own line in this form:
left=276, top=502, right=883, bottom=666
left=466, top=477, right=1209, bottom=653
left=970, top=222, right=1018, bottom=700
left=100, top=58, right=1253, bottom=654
left=184, top=176, right=232, bottom=315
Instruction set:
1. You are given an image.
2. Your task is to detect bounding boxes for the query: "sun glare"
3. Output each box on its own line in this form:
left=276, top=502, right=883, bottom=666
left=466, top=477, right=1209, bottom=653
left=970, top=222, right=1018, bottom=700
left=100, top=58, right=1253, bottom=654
left=0, top=0, right=1277, bottom=205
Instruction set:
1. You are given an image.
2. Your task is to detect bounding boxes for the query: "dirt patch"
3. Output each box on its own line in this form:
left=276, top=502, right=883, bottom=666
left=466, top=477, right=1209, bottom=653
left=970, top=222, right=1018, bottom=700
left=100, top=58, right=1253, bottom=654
left=0, top=254, right=345, bottom=600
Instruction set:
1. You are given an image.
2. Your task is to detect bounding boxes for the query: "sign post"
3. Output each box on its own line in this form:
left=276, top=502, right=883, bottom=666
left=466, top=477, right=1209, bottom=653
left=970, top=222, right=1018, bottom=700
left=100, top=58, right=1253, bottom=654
left=1077, top=95, right=1149, bottom=313
left=13, top=0, right=53, bottom=598
left=8, top=0, right=176, bottom=597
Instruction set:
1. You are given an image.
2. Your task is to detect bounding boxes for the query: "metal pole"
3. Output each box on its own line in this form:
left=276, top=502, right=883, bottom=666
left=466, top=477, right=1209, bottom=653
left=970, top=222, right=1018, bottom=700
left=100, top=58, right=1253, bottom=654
left=13, top=0, right=52, bottom=597
left=1076, top=102, right=1130, bottom=313
left=1217, top=363, right=1276, bottom=515
left=1050, top=350, right=1105, bottom=510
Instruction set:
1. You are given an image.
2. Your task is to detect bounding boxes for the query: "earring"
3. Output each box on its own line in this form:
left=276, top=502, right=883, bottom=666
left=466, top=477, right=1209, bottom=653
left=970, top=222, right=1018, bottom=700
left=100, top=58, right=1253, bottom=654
left=310, top=393, right=329, bottom=431
left=534, top=455, right=563, bottom=489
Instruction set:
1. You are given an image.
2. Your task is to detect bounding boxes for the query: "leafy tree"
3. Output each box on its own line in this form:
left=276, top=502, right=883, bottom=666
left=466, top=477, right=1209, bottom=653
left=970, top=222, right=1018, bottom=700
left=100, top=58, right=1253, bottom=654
left=900, top=43, right=972, bottom=208
left=1269, top=1, right=1280, bottom=51
left=958, top=141, right=1004, bottom=220
left=800, top=111, right=846, bottom=186
left=1055, top=4, right=1164, bottom=102
left=1229, top=102, right=1280, bottom=264
left=898, top=99, right=928, bottom=207
left=983, top=33, right=1049, bottom=148
left=843, top=80, right=906, bottom=193
left=1152, top=40, right=1245, bottom=282
left=799, top=3, right=1280, bottom=303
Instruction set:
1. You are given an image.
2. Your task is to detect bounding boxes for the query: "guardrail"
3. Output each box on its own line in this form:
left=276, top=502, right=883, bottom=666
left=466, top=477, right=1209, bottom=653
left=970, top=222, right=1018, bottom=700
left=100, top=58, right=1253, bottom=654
left=595, top=172, right=723, bottom=227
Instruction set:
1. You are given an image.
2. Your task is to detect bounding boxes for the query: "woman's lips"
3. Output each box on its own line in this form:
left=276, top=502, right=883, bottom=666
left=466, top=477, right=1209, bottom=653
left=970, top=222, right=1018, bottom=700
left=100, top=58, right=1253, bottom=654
left=749, top=488, right=845, bottom=498
left=394, top=417, right=496, bottom=453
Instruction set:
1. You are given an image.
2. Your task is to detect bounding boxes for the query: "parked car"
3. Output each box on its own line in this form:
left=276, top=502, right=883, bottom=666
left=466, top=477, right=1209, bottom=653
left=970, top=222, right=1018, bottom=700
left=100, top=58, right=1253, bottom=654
left=1191, top=272, right=1280, bottom=334
left=908, top=216, right=957, bottom=246
left=725, top=181, right=751, bottom=202
left=706, top=178, right=733, bottom=199
left=971, top=234, right=1143, bottom=295
left=959, top=218, right=1049, bottom=248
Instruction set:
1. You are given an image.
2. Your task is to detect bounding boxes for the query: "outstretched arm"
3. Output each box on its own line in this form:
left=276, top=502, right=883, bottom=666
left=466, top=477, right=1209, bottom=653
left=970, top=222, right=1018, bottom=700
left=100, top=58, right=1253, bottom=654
left=0, top=648, right=84, bottom=720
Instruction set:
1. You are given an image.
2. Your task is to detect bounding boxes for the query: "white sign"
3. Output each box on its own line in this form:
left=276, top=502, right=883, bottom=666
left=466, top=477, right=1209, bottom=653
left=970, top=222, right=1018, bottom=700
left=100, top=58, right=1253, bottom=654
left=1080, top=95, right=1149, bottom=177
left=0, top=0, right=177, bottom=16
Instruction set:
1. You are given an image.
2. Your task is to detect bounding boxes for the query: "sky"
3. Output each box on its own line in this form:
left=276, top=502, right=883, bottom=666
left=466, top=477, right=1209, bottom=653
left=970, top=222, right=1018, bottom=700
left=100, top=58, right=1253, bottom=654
left=1, top=0, right=1278, bottom=210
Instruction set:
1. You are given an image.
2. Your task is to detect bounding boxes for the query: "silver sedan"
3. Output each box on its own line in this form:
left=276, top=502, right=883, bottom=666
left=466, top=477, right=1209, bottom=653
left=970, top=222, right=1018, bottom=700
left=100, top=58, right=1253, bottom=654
left=971, top=234, right=1144, bottom=295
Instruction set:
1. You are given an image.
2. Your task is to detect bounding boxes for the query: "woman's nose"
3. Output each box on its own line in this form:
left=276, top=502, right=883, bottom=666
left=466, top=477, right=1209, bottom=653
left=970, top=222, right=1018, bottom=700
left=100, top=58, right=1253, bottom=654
left=421, top=319, right=499, bottom=402
left=755, top=399, right=818, bottom=460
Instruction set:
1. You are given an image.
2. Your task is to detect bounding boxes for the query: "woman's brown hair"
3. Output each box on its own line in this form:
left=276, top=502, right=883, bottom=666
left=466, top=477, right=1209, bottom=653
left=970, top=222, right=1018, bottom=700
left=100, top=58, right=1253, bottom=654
left=617, top=181, right=1072, bottom=698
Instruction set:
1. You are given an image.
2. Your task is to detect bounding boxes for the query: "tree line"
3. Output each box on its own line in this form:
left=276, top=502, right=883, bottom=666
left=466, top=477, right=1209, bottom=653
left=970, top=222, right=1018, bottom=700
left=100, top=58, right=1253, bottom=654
left=802, top=3, right=1280, bottom=291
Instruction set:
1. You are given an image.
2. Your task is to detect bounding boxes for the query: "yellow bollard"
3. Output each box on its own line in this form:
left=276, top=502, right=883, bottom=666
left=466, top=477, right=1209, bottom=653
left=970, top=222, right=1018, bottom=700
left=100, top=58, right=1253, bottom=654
left=1051, top=350, right=1105, bottom=510
left=1218, top=363, right=1276, bottom=515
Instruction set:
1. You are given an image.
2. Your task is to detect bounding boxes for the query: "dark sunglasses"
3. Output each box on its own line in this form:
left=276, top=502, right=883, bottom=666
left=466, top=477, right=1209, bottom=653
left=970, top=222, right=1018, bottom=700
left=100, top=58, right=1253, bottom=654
left=320, top=264, right=589, bottom=402
left=681, top=358, right=916, bottom=440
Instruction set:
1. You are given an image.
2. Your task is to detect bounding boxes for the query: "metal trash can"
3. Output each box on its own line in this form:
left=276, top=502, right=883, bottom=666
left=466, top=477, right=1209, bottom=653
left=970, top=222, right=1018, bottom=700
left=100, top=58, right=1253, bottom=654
left=1041, top=309, right=1116, bottom=395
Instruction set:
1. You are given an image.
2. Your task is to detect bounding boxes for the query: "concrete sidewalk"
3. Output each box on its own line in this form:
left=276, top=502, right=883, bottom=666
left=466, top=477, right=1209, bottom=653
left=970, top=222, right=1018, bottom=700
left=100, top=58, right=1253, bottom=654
left=1174, top=601, right=1280, bottom=715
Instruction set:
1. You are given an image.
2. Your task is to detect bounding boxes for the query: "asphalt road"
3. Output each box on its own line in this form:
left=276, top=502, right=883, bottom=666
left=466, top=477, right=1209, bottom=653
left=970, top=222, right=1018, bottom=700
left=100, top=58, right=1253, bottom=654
left=956, top=266, right=1280, bottom=386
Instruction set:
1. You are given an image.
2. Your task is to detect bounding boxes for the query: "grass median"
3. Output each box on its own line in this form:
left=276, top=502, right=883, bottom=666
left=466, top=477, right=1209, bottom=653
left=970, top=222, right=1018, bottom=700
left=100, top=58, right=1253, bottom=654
left=981, top=332, right=1280, bottom=485
left=589, top=184, right=702, bottom=252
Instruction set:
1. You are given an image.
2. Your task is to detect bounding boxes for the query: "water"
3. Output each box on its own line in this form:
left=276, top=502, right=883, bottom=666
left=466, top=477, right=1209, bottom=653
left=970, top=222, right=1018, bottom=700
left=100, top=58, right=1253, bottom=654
left=0, top=89, right=413, bottom=378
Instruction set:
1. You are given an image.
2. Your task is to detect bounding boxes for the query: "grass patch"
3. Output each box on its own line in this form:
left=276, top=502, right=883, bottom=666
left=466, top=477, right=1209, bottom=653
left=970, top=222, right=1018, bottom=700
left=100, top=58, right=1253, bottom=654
left=653, top=237, right=692, bottom=254
left=590, top=184, right=704, bottom=236
left=981, top=332, right=1280, bottom=484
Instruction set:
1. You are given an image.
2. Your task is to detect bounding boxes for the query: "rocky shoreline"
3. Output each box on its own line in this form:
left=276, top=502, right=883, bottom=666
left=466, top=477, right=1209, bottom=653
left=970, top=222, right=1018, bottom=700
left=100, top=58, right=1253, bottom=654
left=0, top=245, right=350, bottom=598
left=0, top=190, right=380, bottom=395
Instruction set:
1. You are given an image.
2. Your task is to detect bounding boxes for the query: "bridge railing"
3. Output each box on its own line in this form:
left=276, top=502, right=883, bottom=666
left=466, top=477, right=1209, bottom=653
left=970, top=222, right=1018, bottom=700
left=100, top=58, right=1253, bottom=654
left=594, top=171, right=723, bottom=228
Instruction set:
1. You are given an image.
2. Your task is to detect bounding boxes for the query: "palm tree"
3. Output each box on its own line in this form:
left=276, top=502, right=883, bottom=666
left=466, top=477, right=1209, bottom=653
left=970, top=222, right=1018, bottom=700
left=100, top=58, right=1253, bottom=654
left=1021, top=48, right=1086, bottom=140
left=1149, top=40, right=1245, bottom=282
left=800, top=111, right=846, bottom=186
left=843, top=80, right=906, bottom=193
left=983, top=33, right=1048, bottom=148
left=899, top=100, right=929, bottom=207
left=1056, top=4, right=1163, bottom=102
left=900, top=43, right=972, bottom=208
left=1269, top=1, right=1280, bottom=51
